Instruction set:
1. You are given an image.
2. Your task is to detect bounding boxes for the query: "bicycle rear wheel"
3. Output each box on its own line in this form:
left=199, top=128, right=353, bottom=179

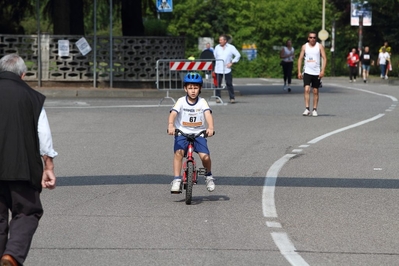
left=185, top=161, right=194, bottom=205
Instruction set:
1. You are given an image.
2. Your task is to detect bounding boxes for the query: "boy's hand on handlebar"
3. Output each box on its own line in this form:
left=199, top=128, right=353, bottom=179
left=167, top=126, right=176, bottom=135
left=206, top=128, right=215, bottom=137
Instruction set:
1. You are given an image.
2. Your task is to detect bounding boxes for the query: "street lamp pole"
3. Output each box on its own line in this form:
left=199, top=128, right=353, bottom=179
left=318, top=0, right=329, bottom=69
left=322, top=0, right=325, bottom=47
left=318, top=0, right=328, bottom=47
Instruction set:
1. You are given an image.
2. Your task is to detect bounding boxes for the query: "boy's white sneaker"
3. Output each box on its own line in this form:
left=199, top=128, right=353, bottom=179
left=205, top=176, right=215, bottom=192
left=312, top=110, right=318, bottom=117
left=171, top=179, right=181, bottom=193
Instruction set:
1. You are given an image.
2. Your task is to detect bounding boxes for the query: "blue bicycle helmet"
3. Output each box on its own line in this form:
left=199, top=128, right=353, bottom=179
left=183, top=72, right=203, bottom=86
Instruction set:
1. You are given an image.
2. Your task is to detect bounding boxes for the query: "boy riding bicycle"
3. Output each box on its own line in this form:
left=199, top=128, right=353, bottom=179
left=167, top=72, right=215, bottom=193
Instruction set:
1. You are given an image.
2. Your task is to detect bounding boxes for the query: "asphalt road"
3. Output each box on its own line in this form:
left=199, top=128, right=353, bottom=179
left=25, top=78, right=399, bottom=265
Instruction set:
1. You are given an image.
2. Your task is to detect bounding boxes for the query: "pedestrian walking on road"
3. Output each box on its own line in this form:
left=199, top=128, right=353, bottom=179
left=347, top=48, right=359, bottom=82
left=280, top=39, right=295, bottom=92
left=0, top=54, right=57, bottom=266
left=360, top=46, right=374, bottom=83
left=379, top=41, right=391, bottom=78
left=214, top=34, right=241, bottom=103
left=377, top=47, right=390, bottom=79
left=297, top=31, right=327, bottom=117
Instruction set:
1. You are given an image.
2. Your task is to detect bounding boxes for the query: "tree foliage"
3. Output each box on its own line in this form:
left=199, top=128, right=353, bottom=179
left=3, top=0, right=399, bottom=77
left=0, top=0, right=34, bottom=34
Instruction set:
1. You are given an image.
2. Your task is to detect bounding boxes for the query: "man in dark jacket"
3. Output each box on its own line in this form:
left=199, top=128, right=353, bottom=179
left=0, top=54, right=57, bottom=266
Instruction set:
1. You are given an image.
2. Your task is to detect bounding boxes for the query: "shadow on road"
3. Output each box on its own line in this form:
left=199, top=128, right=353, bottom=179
left=57, top=175, right=399, bottom=189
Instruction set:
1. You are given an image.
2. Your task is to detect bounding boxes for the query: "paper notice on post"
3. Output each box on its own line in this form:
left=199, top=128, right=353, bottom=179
left=76, top=37, right=92, bottom=56
left=58, top=40, right=70, bottom=57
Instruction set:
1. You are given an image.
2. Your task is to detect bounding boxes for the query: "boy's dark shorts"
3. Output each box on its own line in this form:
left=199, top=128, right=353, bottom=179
left=303, top=73, right=321, bottom=89
left=174, top=135, right=210, bottom=155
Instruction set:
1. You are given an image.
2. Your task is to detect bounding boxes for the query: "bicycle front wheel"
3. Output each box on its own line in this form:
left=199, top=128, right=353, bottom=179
left=185, top=161, right=194, bottom=205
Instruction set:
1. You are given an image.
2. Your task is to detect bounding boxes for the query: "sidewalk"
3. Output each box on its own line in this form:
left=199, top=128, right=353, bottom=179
left=33, top=76, right=399, bottom=98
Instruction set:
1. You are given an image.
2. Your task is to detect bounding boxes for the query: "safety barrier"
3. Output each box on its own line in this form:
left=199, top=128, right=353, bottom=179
left=156, top=59, right=225, bottom=105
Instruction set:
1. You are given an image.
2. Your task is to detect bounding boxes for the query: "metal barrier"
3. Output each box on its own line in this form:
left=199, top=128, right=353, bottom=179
left=156, top=59, right=225, bottom=105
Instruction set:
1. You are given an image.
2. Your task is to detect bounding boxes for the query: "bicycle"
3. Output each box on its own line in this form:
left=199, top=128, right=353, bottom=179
left=173, top=129, right=214, bottom=205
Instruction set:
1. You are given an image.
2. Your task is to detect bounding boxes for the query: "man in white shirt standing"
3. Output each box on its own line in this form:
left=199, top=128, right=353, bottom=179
left=214, top=34, right=241, bottom=103
left=297, top=31, right=327, bottom=117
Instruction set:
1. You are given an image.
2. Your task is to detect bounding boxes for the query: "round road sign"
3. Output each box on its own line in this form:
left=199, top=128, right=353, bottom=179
left=318, top=29, right=329, bottom=41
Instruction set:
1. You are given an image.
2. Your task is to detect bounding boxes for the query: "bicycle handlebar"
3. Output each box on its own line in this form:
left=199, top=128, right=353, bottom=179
left=174, top=129, right=215, bottom=138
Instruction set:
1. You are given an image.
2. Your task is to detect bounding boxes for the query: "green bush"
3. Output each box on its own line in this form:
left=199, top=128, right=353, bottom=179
left=144, top=19, right=168, bottom=36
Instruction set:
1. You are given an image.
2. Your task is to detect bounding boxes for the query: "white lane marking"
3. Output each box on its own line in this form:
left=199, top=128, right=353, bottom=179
left=46, top=102, right=229, bottom=108
left=45, top=105, right=169, bottom=109
left=272, top=232, right=310, bottom=266
left=263, top=154, right=296, bottom=218
left=328, top=84, right=398, bottom=102
left=308, top=114, right=384, bottom=144
left=299, top=145, right=309, bottom=148
left=45, top=101, right=228, bottom=109
left=264, top=84, right=396, bottom=266
left=291, top=149, right=303, bottom=153
left=266, top=221, right=282, bottom=228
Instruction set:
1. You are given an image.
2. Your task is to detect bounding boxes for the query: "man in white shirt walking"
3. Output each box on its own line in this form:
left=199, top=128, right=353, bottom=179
left=214, top=34, right=241, bottom=103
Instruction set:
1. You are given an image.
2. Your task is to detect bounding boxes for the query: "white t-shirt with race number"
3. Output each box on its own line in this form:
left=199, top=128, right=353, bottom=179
left=171, top=96, right=211, bottom=134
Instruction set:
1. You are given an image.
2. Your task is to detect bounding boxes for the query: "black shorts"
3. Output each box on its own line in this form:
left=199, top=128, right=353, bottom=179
left=303, top=73, right=321, bottom=89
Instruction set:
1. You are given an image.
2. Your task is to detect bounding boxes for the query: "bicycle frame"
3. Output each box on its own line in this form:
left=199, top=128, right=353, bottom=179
left=182, top=137, right=198, bottom=185
left=175, top=129, right=208, bottom=204
left=176, top=129, right=207, bottom=184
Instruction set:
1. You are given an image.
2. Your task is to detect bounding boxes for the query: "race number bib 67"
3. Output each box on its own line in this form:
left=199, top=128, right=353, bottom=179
left=182, top=115, right=203, bottom=127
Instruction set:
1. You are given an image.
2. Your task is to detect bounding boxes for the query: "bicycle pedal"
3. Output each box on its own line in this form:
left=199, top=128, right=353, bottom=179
left=198, top=168, right=207, bottom=176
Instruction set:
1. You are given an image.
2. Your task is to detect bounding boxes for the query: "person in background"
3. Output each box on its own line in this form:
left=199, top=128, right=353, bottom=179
left=280, top=39, right=295, bottom=92
left=297, top=31, right=327, bottom=117
left=204, top=43, right=214, bottom=53
left=379, top=41, right=391, bottom=77
left=214, top=34, right=241, bottom=103
left=377, top=47, right=390, bottom=79
left=0, top=54, right=57, bottom=266
left=347, top=48, right=359, bottom=82
left=360, top=46, right=373, bottom=83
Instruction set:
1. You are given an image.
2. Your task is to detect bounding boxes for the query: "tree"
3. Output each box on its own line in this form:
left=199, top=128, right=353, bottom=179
left=44, top=0, right=85, bottom=35
left=121, top=0, right=144, bottom=36
left=0, top=0, right=33, bottom=34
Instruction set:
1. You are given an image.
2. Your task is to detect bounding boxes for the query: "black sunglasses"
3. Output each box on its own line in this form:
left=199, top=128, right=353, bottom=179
left=308, top=36, right=317, bottom=39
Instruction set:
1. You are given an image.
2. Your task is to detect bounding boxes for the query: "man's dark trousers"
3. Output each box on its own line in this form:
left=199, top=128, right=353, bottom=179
left=215, top=72, right=234, bottom=100
left=0, top=181, right=43, bottom=265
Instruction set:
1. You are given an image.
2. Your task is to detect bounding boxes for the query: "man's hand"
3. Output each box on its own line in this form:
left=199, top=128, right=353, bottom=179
left=42, top=169, right=56, bottom=189
left=298, top=72, right=303, bottom=79
left=319, top=71, right=325, bottom=79
left=42, top=155, right=56, bottom=189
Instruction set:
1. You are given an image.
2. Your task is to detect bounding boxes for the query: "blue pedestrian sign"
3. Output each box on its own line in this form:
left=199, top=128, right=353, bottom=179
left=157, top=0, right=173, bottom=12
